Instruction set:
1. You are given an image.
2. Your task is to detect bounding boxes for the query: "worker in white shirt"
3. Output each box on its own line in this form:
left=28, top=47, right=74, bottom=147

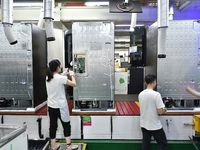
left=138, top=74, right=168, bottom=150
left=46, top=59, right=78, bottom=150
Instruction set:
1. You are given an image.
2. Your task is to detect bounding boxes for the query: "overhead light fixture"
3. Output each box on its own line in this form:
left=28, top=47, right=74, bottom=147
left=85, top=2, right=109, bottom=6
left=13, top=2, right=43, bottom=7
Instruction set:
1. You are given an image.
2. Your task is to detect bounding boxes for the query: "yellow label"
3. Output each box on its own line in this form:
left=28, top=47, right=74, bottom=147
left=135, top=101, right=140, bottom=107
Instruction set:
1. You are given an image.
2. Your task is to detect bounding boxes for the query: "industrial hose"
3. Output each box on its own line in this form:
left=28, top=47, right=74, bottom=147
left=186, top=87, right=200, bottom=98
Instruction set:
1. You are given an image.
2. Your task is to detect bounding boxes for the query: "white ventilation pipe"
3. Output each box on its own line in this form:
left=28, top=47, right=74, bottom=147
left=169, top=0, right=174, bottom=20
left=38, top=8, right=45, bottom=28
left=158, top=28, right=167, bottom=58
left=157, top=0, right=169, bottom=58
left=44, top=0, right=55, bottom=41
left=1, top=0, right=18, bottom=45
left=130, top=13, right=137, bottom=32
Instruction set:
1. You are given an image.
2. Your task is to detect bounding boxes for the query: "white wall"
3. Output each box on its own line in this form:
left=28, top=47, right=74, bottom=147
left=47, top=29, right=65, bottom=68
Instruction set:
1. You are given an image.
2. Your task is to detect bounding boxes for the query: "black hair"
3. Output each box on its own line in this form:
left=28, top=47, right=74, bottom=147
left=145, top=74, right=156, bottom=84
left=46, top=59, right=61, bottom=82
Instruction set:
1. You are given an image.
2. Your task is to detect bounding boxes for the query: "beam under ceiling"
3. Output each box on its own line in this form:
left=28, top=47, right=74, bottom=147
left=13, top=0, right=105, bottom=2
left=11, top=0, right=158, bottom=2
left=10, top=0, right=200, bottom=3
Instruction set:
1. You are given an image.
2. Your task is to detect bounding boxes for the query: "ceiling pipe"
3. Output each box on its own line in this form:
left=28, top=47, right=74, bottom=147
left=38, top=8, right=45, bottom=28
left=157, top=0, right=169, bottom=58
left=180, top=1, right=196, bottom=12
left=178, top=1, right=190, bottom=10
left=130, top=13, right=137, bottom=32
left=44, top=0, right=55, bottom=41
left=169, top=0, right=174, bottom=20
left=1, top=0, right=18, bottom=45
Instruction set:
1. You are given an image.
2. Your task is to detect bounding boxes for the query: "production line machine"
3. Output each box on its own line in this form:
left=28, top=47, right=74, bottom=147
left=145, top=20, right=200, bottom=110
left=71, top=22, right=116, bottom=114
left=143, top=20, right=200, bottom=141
left=1, top=20, right=200, bottom=146
left=0, top=23, right=47, bottom=110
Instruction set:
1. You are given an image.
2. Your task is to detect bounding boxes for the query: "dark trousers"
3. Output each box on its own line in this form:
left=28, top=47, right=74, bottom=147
left=141, top=127, right=168, bottom=150
left=48, top=107, right=71, bottom=139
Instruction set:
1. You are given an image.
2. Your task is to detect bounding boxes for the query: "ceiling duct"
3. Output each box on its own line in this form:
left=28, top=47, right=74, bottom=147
left=169, top=0, right=174, bottom=20
left=1, top=0, right=18, bottom=45
left=44, top=0, right=55, bottom=41
left=38, top=8, right=45, bottom=28
left=157, top=0, right=169, bottom=58
left=130, top=13, right=137, bottom=32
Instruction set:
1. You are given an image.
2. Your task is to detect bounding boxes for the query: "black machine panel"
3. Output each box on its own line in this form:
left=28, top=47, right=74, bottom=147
left=128, top=68, right=144, bottom=94
left=32, top=24, right=47, bottom=107
left=130, top=26, right=147, bottom=67
left=65, top=33, right=73, bottom=68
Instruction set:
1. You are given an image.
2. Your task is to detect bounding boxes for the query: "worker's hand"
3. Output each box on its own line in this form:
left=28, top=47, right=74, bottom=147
left=69, top=70, right=75, bottom=76
left=164, top=108, right=167, bottom=114
left=70, top=61, right=73, bottom=67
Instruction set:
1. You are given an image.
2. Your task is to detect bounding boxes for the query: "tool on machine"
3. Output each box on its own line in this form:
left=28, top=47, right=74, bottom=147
left=0, top=97, right=12, bottom=107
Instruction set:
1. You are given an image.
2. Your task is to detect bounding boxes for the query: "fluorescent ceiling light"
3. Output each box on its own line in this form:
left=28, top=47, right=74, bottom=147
left=13, top=2, right=43, bottom=7
left=85, top=2, right=109, bottom=6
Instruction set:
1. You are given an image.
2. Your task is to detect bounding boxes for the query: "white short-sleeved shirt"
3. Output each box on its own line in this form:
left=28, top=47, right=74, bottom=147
left=138, top=89, right=165, bottom=130
left=46, top=74, right=68, bottom=108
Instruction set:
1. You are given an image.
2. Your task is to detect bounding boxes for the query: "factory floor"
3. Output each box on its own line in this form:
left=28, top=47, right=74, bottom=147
left=60, top=139, right=200, bottom=150
left=30, top=139, right=200, bottom=150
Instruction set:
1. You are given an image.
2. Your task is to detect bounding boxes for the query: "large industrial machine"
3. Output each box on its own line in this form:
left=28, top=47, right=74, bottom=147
left=0, top=23, right=47, bottom=109
left=72, top=22, right=115, bottom=112
left=146, top=20, right=200, bottom=110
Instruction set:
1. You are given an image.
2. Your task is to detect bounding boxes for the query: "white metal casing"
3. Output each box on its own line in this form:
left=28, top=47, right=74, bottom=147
left=112, top=116, right=142, bottom=139
left=83, top=116, right=111, bottom=139
left=2, top=115, right=81, bottom=139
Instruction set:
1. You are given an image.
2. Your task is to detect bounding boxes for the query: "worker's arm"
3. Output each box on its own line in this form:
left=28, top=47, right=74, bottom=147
left=66, top=76, right=76, bottom=87
left=157, top=107, right=167, bottom=115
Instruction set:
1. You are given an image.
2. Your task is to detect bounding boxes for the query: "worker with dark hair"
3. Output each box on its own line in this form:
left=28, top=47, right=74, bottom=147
left=46, top=59, right=78, bottom=150
left=138, top=74, right=168, bottom=150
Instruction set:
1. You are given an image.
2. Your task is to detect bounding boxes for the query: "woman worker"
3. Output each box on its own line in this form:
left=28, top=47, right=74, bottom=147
left=46, top=59, right=78, bottom=150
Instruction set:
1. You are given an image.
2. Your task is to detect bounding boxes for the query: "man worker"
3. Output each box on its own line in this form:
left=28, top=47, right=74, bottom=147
left=138, top=74, right=168, bottom=150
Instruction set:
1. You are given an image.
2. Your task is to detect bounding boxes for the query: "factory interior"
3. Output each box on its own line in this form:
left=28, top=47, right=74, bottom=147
left=0, top=0, right=200, bottom=149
